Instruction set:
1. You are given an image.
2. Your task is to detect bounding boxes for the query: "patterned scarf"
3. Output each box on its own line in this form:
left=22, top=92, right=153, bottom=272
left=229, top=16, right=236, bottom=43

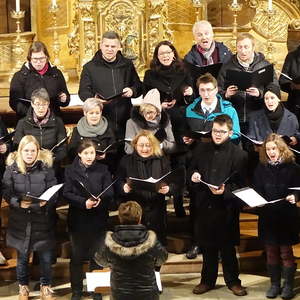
left=197, top=41, right=216, bottom=65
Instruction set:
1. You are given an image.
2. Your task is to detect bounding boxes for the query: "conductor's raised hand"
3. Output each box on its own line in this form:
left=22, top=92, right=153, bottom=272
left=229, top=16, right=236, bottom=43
left=191, top=172, right=201, bottom=183
left=209, top=184, right=225, bottom=195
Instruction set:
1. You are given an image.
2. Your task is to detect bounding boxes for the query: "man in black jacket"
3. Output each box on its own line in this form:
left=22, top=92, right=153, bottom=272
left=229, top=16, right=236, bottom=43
left=78, top=31, right=142, bottom=140
left=218, top=33, right=278, bottom=132
left=95, top=201, right=168, bottom=300
left=189, top=114, right=248, bottom=296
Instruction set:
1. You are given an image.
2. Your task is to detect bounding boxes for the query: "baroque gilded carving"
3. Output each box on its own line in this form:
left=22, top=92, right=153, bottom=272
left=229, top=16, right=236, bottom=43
left=290, top=18, right=300, bottom=29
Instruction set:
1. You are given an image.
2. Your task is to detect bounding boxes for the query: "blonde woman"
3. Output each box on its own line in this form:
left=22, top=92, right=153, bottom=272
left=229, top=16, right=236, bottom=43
left=253, top=133, right=300, bottom=299
left=2, top=135, right=57, bottom=300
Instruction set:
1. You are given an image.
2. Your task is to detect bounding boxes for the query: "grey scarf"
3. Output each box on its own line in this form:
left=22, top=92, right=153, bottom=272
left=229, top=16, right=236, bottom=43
left=200, top=41, right=216, bottom=65
left=77, top=116, right=108, bottom=137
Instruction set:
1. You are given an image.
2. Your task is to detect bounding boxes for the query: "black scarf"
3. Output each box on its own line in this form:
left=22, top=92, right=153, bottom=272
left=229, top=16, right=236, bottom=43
left=265, top=103, right=284, bottom=132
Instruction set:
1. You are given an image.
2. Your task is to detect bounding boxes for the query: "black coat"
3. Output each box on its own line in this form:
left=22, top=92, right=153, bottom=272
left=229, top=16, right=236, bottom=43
left=13, top=108, right=67, bottom=164
left=0, top=117, right=10, bottom=183
left=189, top=140, right=248, bottom=247
left=248, top=107, right=300, bottom=142
left=94, top=225, right=168, bottom=300
left=116, top=153, right=172, bottom=245
left=78, top=51, right=142, bottom=139
left=63, top=157, right=114, bottom=233
left=253, top=162, right=300, bottom=245
left=9, top=62, right=70, bottom=118
left=279, top=45, right=300, bottom=113
left=2, top=153, right=57, bottom=254
left=218, top=53, right=278, bottom=123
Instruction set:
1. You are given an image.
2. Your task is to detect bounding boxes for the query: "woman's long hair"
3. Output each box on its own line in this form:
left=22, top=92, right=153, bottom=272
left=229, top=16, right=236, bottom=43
left=259, top=133, right=295, bottom=164
left=150, top=40, right=185, bottom=73
left=131, top=130, right=163, bottom=157
left=7, top=135, right=53, bottom=174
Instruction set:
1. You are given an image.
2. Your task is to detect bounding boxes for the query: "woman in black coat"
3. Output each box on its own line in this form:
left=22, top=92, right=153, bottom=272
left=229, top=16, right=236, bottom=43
left=117, top=130, right=172, bottom=246
left=63, top=139, right=114, bottom=300
left=253, top=133, right=300, bottom=299
left=13, top=88, right=67, bottom=167
left=68, top=97, right=117, bottom=173
left=9, top=41, right=70, bottom=119
left=2, top=135, right=58, bottom=300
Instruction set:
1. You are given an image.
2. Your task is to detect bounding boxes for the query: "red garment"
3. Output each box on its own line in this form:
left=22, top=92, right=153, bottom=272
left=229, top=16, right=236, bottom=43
left=196, top=44, right=220, bottom=65
left=37, top=63, right=49, bottom=76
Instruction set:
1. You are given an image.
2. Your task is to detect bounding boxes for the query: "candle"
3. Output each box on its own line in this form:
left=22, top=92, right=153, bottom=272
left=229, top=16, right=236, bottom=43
left=52, top=0, right=57, bottom=6
left=15, top=0, right=20, bottom=12
left=233, top=0, right=237, bottom=5
left=268, top=0, right=272, bottom=11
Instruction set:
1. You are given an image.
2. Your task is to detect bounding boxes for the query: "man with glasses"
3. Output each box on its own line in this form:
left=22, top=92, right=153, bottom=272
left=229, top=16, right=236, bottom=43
left=10, top=41, right=70, bottom=119
left=189, top=114, right=248, bottom=296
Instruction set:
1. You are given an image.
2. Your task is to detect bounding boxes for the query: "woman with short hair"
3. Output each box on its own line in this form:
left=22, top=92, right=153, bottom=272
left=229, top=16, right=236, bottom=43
left=2, top=135, right=57, bottom=300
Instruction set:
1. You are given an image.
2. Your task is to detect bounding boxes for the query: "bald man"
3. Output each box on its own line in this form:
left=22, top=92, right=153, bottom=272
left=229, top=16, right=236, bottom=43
left=184, top=20, right=232, bottom=67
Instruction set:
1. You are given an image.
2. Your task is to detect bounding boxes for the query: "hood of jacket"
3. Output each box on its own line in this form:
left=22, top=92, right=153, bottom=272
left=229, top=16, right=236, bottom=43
left=231, top=52, right=267, bottom=69
left=105, top=225, right=157, bottom=259
left=19, top=61, right=58, bottom=77
left=130, top=106, right=170, bottom=130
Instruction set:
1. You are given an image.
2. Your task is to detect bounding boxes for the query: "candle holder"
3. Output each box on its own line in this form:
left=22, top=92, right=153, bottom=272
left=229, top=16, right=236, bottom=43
left=49, top=3, right=69, bottom=81
left=228, top=2, right=242, bottom=52
left=263, top=7, right=276, bottom=63
left=191, top=0, right=207, bottom=21
left=10, top=10, right=26, bottom=70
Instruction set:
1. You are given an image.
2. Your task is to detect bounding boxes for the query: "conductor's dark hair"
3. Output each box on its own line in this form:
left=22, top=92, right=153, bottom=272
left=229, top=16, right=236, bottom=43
left=213, top=114, right=233, bottom=131
left=77, top=139, right=96, bottom=154
left=118, top=201, right=142, bottom=225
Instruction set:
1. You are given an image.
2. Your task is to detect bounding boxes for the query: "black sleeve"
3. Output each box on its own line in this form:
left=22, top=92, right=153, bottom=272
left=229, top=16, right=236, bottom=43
left=78, top=65, right=95, bottom=101
left=56, top=69, right=70, bottom=107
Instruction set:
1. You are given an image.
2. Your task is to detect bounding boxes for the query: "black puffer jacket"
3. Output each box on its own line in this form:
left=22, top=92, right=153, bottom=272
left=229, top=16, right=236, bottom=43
left=78, top=51, right=142, bottom=139
left=94, top=224, right=168, bottom=300
left=63, top=156, right=114, bottom=233
left=2, top=150, right=57, bottom=254
left=13, top=108, right=67, bottom=164
left=9, top=62, right=70, bottom=118
left=218, top=53, right=278, bottom=123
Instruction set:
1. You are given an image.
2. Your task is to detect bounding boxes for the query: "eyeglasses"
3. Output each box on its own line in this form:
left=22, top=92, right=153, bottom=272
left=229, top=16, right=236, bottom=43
left=199, top=87, right=216, bottom=94
left=144, top=110, right=157, bottom=116
left=212, top=129, right=229, bottom=135
left=33, top=102, right=49, bottom=108
left=158, top=51, right=173, bottom=57
left=31, top=57, right=47, bottom=63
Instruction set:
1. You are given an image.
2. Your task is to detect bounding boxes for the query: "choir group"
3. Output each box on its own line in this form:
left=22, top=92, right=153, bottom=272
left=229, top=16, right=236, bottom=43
left=1, top=19, right=300, bottom=300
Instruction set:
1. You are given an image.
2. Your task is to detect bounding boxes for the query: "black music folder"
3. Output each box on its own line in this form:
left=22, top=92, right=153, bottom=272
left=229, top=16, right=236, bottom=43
left=23, top=183, right=64, bottom=202
left=95, top=91, right=125, bottom=102
left=128, top=167, right=184, bottom=192
left=185, top=62, right=223, bottom=80
left=51, top=136, right=69, bottom=152
left=96, top=140, right=122, bottom=155
left=0, top=130, right=15, bottom=144
left=183, top=130, right=211, bottom=140
left=225, top=64, right=274, bottom=90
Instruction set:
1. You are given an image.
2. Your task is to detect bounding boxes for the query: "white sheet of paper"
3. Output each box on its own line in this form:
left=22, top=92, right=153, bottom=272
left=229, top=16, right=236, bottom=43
left=289, top=187, right=300, bottom=190
left=86, top=271, right=162, bottom=292
left=69, top=94, right=83, bottom=106
left=39, top=184, right=64, bottom=201
left=233, top=187, right=268, bottom=207
left=131, top=95, right=143, bottom=106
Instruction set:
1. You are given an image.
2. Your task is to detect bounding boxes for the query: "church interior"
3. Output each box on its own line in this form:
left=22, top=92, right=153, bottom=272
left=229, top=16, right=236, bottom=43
left=1, top=0, right=300, bottom=299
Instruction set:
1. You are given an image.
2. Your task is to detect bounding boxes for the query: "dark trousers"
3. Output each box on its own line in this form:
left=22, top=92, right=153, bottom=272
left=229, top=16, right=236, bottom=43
left=69, top=231, right=105, bottom=292
left=17, top=249, right=52, bottom=285
left=201, top=245, right=241, bottom=288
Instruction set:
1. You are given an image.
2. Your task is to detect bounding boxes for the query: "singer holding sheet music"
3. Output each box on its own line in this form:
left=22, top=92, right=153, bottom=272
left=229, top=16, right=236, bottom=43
left=9, top=41, right=70, bottom=119
left=68, top=97, right=117, bottom=173
left=63, top=139, right=114, bottom=300
left=13, top=88, right=67, bottom=179
left=279, top=44, right=300, bottom=120
left=189, top=115, right=248, bottom=296
left=2, top=135, right=57, bottom=300
left=117, top=130, right=172, bottom=246
left=218, top=33, right=278, bottom=131
left=253, top=134, right=300, bottom=299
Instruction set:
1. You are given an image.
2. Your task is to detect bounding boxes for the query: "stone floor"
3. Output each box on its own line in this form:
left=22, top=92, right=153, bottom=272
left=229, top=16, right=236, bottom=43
left=1, top=271, right=300, bottom=300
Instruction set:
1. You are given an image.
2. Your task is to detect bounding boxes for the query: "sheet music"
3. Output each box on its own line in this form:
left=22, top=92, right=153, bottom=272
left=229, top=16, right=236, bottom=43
left=86, top=271, right=162, bottom=292
left=39, top=183, right=64, bottom=201
left=69, top=94, right=83, bottom=106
